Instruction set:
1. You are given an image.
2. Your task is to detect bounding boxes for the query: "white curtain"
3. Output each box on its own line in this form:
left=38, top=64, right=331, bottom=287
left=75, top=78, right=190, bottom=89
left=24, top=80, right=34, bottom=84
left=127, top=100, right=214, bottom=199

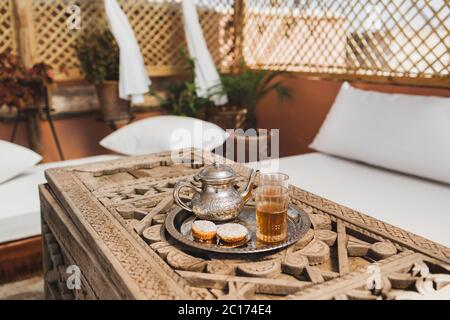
left=104, top=0, right=151, bottom=104
left=182, top=0, right=228, bottom=106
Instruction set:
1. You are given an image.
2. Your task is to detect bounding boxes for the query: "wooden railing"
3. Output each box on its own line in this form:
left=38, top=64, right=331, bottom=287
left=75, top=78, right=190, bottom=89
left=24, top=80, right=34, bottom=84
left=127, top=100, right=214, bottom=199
left=1, top=0, right=449, bottom=87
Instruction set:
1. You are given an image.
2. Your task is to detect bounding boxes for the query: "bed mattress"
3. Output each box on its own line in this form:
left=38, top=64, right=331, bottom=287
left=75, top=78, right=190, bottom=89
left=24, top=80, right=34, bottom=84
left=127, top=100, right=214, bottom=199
left=3, top=152, right=449, bottom=247
left=0, top=155, right=122, bottom=243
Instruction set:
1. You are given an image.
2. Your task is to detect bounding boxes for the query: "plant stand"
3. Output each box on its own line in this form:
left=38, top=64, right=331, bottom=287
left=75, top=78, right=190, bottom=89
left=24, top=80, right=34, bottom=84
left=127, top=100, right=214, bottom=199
left=206, top=107, right=247, bottom=130
left=10, top=87, right=64, bottom=160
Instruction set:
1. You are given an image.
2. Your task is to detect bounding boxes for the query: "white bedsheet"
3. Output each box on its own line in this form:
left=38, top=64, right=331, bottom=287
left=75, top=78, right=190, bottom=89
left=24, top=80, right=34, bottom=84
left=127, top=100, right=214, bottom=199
left=248, top=153, right=450, bottom=247
left=0, top=155, right=122, bottom=243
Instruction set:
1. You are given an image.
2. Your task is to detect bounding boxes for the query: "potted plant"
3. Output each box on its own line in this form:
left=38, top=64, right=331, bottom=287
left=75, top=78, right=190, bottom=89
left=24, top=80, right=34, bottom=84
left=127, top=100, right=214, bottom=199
left=76, top=27, right=131, bottom=124
left=0, top=50, right=54, bottom=153
left=211, top=65, right=293, bottom=130
left=150, top=50, right=213, bottom=119
left=0, top=50, right=53, bottom=111
left=209, top=66, right=293, bottom=162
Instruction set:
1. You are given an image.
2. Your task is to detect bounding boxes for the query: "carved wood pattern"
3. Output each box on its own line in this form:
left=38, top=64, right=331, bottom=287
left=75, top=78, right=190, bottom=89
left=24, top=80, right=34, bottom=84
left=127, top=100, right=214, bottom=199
left=41, top=150, right=450, bottom=300
left=289, top=188, right=450, bottom=262
left=289, top=252, right=450, bottom=300
left=41, top=221, right=75, bottom=300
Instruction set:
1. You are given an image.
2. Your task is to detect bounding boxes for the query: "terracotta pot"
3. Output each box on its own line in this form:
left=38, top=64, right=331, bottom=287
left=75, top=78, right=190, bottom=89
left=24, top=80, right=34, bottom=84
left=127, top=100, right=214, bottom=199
left=95, top=81, right=131, bottom=123
left=206, top=106, right=247, bottom=129
left=222, top=129, right=274, bottom=163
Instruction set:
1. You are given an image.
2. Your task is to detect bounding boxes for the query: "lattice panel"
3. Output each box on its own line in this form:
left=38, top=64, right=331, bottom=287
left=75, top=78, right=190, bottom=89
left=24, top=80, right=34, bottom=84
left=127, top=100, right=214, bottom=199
left=30, top=0, right=235, bottom=81
left=32, top=0, right=104, bottom=80
left=197, top=0, right=236, bottom=72
left=0, top=0, right=16, bottom=54
left=18, top=0, right=450, bottom=86
left=119, top=1, right=185, bottom=71
left=243, top=0, right=450, bottom=85
left=120, top=0, right=235, bottom=73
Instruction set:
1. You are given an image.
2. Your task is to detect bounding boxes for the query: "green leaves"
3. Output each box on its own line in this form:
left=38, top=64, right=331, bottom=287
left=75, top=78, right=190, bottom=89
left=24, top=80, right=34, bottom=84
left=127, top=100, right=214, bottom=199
left=214, top=68, right=294, bottom=128
left=157, top=79, right=212, bottom=118
left=218, top=69, right=293, bottom=111
left=151, top=48, right=294, bottom=126
left=150, top=47, right=213, bottom=118
left=75, top=28, right=119, bottom=84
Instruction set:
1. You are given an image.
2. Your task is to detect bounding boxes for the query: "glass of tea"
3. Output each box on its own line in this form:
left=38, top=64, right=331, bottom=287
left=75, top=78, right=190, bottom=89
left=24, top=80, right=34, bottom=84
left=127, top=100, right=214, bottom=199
left=254, top=185, right=289, bottom=243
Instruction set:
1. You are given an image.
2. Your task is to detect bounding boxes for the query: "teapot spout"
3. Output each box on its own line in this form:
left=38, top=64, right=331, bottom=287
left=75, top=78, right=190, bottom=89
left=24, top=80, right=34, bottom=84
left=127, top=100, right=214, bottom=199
left=240, top=169, right=258, bottom=203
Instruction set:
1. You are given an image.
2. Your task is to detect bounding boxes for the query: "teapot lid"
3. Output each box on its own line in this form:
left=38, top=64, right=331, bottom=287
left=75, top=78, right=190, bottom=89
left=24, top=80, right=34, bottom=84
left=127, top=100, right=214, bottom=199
left=197, top=162, right=235, bottom=182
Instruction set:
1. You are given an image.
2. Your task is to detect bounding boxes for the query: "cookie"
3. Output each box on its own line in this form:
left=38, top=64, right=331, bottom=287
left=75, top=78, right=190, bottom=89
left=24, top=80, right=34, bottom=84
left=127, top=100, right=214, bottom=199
left=217, top=223, right=248, bottom=243
left=191, top=220, right=217, bottom=241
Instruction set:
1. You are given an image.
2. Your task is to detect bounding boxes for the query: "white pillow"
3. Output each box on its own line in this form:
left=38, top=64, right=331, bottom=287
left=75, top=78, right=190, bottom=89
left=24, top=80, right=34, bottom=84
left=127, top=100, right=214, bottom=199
left=100, top=115, right=229, bottom=155
left=0, top=140, right=42, bottom=185
left=310, top=82, right=450, bottom=185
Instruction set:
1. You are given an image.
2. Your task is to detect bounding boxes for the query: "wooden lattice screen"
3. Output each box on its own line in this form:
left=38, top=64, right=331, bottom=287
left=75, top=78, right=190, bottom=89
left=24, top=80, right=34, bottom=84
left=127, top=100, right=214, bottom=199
left=242, top=0, right=449, bottom=87
left=28, top=0, right=236, bottom=81
left=1, top=0, right=449, bottom=87
left=31, top=0, right=101, bottom=81
left=0, top=0, right=16, bottom=54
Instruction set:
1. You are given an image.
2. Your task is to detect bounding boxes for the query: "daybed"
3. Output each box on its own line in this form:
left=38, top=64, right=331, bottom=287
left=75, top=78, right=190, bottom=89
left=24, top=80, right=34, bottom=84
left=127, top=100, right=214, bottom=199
left=251, top=83, right=450, bottom=247
left=4, top=151, right=449, bottom=248
left=0, top=155, right=122, bottom=244
left=1, top=86, right=449, bottom=282
left=249, top=152, right=450, bottom=247
left=0, top=115, right=227, bottom=245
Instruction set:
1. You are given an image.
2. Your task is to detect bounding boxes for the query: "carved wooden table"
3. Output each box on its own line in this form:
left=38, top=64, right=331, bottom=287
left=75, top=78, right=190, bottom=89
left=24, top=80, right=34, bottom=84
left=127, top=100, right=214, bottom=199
left=40, top=150, right=450, bottom=300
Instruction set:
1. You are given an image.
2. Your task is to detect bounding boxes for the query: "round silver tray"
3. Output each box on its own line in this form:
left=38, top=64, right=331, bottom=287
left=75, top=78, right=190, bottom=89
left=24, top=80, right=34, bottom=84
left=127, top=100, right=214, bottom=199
left=164, top=204, right=311, bottom=254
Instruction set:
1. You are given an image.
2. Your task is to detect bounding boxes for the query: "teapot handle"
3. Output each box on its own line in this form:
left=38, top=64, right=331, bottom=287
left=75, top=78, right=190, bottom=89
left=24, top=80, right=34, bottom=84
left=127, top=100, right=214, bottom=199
left=173, top=181, right=201, bottom=213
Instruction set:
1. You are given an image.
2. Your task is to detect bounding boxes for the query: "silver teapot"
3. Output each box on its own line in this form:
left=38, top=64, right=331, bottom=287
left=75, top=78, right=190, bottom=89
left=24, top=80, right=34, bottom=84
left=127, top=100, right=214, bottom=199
left=173, top=163, right=257, bottom=221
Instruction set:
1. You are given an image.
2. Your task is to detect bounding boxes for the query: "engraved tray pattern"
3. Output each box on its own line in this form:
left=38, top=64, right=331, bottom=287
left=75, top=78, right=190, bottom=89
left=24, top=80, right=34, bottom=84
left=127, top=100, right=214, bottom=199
left=165, top=205, right=311, bottom=254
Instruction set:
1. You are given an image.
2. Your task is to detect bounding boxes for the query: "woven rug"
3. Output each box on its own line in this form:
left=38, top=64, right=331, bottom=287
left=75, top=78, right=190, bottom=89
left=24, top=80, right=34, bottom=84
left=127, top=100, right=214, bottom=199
left=0, top=276, right=44, bottom=300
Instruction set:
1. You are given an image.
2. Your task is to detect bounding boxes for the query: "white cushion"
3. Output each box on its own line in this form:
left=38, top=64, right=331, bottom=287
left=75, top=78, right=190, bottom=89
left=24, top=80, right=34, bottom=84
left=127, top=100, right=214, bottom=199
left=310, top=83, right=450, bottom=185
left=100, top=115, right=228, bottom=155
left=0, top=155, right=122, bottom=243
left=0, top=140, right=42, bottom=185
left=248, top=153, right=450, bottom=247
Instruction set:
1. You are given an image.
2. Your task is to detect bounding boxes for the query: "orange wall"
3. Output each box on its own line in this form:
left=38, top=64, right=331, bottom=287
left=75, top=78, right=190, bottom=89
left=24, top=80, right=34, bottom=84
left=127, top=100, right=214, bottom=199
left=0, top=111, right=163, bottom=163
left=257, top=77, right=450, bottom=157
left=1, top=78, right=449, bottom=162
